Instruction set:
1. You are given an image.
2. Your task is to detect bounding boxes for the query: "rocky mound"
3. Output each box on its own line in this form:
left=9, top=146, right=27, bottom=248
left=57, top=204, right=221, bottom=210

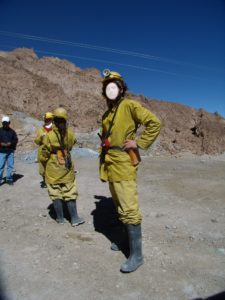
left=0, top=48, right=224, bottom=155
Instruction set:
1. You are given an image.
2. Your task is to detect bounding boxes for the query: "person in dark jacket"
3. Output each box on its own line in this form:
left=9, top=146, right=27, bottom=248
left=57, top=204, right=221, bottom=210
left=0, top=116, right=18, bottom=185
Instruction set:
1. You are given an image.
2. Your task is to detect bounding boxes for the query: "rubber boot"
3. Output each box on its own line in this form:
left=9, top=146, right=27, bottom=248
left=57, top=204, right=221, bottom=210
left=40, top=176, right=47, bottom=188
left=53, top=199, right=64, bottom=224
left=120, top=224, right=144, bottom=273
left=66, top=200, right=85, bottom=227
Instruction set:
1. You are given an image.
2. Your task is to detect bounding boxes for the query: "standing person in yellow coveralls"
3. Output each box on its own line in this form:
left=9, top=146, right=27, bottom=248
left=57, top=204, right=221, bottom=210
left=99, top=70, right=161, bottom=273
left=34, top=112, right=53, bottom=188
left=40, top=107, right=85, bottom=227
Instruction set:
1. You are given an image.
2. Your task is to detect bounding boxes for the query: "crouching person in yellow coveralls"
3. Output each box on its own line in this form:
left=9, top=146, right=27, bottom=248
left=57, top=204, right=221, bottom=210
left=40, top=107, right=85, bottom=227
left=34, top=112, right=53, bottom=188
left=99, top=70, right=161, bottom=273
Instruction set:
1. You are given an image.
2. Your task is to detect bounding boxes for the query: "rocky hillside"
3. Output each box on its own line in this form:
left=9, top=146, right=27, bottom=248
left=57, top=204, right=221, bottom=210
left=0, top=48, right=224, bottom=155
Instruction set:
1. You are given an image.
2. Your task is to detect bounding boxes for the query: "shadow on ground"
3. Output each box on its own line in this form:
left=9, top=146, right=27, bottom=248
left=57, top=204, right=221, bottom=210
left=0, top=265, right=9, bottom=300
left=91, top=195, right=129, bottom=258
left=0, top=173, right=24, bottom=186
left=13, top=173, right=24, bottom=182
left=193, top=291, right=225, bottom=300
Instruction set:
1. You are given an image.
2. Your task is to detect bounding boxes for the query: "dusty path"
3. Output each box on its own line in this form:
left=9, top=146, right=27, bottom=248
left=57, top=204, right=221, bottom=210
left=0, top=155, right=225, bottom=300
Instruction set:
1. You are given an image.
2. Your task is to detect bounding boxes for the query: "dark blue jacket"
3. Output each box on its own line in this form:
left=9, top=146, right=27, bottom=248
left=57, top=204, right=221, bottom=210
left=0, top=127, right=18, bottom=151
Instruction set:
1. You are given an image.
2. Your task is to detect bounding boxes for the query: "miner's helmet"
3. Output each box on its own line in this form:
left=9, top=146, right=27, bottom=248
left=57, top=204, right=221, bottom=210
left=102, top=69, right=127, bottom=98
left=44, top=112, right=53, bottom=120
left=102, top=69, right=125, bottom=84
left=53, top=107, right=68, bottom=120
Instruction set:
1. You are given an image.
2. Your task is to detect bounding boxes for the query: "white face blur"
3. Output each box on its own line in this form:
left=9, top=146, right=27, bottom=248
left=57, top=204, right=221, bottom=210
left=105, top=82, right=120, bottom=100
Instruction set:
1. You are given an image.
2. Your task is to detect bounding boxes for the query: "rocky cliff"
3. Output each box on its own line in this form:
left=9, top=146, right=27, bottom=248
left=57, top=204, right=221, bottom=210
left=0, top=48, right=224, bottom=155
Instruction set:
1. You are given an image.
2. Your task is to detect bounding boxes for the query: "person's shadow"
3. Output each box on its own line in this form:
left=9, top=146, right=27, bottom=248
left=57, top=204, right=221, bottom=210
left=13, top=173, right=24, bottom=183
left=0, top=173, right=24, bottom=185
left=91, top=195, right=129, bottom=258
left=193, top=291, right=225, bottom=300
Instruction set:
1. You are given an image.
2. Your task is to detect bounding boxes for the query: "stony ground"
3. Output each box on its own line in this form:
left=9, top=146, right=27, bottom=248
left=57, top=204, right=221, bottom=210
left=0, top=154, right=225, bottom=300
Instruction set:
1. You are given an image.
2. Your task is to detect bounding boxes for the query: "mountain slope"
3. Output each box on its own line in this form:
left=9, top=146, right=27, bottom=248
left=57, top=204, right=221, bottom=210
left=0, top=48, right=224, bottom=155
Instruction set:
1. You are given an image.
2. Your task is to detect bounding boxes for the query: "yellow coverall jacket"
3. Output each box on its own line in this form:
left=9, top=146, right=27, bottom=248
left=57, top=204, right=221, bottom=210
left=100, top=98, right=161, bottom=182
left=40, top=126, right=76, bottom=185
left=34, top=127, right=52, bottom=177
left=100, top=98, right=161, bottom=224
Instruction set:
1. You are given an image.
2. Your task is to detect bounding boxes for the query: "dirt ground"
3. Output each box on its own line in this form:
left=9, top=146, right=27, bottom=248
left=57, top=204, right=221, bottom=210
left=0, top=155, right=225, bottom=300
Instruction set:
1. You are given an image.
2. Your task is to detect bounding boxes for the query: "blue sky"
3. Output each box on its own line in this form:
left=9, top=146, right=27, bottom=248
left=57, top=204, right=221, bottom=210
left=0, top=0, right=224, bottom=117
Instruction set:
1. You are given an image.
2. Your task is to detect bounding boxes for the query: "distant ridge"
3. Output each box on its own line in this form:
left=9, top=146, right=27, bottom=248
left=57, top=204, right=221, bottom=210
left=0, top=48, right=224, bottom=155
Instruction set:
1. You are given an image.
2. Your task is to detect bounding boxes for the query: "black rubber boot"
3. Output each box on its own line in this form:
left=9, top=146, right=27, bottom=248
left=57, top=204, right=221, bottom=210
left=66, top=201, right=85, bottom=227
left=120, top=224, right=144, bottom=273
left=40, top=176, right=47, bottom=188
left=53, top=199, right=64, bottom=224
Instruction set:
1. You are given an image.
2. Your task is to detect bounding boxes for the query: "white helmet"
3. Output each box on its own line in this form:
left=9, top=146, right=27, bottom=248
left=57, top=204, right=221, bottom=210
left=2, top=116, right=10, bottom=123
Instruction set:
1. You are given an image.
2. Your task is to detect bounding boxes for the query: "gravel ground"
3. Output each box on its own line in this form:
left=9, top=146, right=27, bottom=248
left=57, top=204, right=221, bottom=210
left=0, top=155, right=225, bottom=300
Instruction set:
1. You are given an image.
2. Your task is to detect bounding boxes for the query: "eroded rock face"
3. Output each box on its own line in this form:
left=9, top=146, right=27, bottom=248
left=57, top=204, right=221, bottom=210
left=0, top=48, right=225, bottom=155
left=134, top=97, right=225, bottom=155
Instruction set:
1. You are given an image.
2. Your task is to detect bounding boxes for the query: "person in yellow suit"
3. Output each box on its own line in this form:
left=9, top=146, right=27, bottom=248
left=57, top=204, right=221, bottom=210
left=34, top=112, right=53, bottom=188
left=99, top=70, right=161, bottom=273
left=40, top=107, right=84, bottom=227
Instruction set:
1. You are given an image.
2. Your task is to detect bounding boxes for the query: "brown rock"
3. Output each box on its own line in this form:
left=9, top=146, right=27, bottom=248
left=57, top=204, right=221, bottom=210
left=0, top=48, right=224, bottom=155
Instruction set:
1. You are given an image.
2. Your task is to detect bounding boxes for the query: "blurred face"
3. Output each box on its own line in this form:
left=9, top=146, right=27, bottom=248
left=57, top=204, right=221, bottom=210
left=2, top=121, right=10, bottom=129
left=44, top=118, right=52, bottom=125
left=105, top=82, right=120, bottom=100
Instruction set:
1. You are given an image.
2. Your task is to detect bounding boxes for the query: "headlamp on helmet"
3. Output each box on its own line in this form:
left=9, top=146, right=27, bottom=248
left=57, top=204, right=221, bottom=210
left=102, top=69, right=124, bottom=83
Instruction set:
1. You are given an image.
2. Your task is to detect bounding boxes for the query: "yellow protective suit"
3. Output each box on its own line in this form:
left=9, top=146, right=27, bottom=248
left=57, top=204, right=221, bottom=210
left=100, top=98, right=161, bottom=224
left=109, top=180, right=141, bottom=224
left=47, top=181, right=78, bottom=201
left=34, top=127, right=52, bottom=177
left=100, top=98, right=161, bottom=182
left=40, top=126, right=76, bottom=185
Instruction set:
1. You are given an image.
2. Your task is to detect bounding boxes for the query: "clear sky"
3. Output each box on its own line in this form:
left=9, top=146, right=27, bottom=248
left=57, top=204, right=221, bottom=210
left=0, top=0, right=224, bottom=117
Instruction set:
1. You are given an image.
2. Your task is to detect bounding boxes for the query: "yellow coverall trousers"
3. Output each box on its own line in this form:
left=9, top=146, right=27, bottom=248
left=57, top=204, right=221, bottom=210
left=109, top=180, right=142, bottom=225
left=47, top=180, right=78, bottom=201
